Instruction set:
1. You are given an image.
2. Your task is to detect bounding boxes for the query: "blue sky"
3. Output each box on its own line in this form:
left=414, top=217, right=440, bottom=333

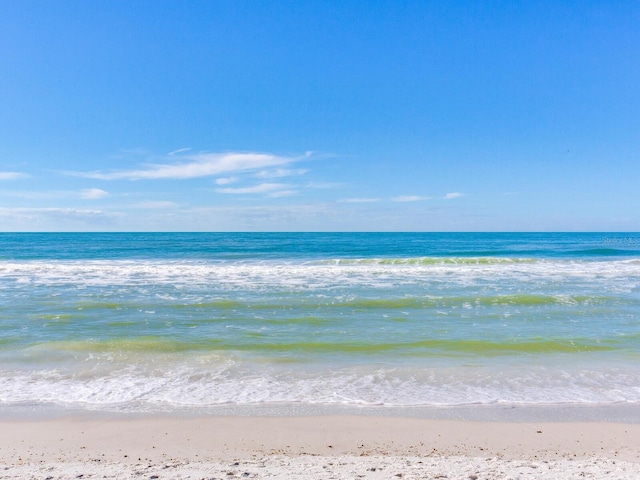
left=1, top=1, right=638, bottom=231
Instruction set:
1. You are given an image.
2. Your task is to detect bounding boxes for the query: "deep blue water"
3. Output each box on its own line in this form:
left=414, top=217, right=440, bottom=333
left=1, top=232, right=640, bottom=260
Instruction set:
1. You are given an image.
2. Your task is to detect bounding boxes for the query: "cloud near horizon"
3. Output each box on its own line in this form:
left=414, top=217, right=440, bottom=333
left=0, top=207, right=119, bottom=224
left=71, top=152, right=309, bottom=181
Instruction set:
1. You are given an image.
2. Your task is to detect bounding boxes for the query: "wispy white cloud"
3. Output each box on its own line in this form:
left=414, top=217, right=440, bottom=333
left=0, top=172, right=27, bottom=180
left=1, top=189, right=109, bottom=200
left=79, top=188, right=109, bottom=199
left=255, top=168, right=308, bottom=179
left=340, top=198, right=380, bottom=203
left=444, top=192, right=465, bottom=199
left=168, top=148, right=191, bottom=156
left=71, top=152, right=308, bottom=181
left=392, top=195, right=429, bottom=202
left=215, top=177, right=238, bottom=185
left=268, top=190, right=297, bottom=198
left=216, top=183, right=289, bottom=194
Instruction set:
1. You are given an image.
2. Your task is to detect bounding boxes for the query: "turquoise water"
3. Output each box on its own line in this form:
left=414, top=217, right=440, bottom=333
left=1, top=233, right=639, bottom=412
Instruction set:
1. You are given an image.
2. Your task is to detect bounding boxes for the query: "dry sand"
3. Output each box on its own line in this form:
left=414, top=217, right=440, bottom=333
left=1, top=415, right=639, bottom=479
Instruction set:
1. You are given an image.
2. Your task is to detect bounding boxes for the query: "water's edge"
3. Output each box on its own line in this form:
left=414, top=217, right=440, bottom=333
left=3, top=402, right=640, bottom=424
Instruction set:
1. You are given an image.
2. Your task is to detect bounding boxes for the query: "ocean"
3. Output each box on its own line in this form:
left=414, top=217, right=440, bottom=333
left=1, top=232, right=639, bottom=415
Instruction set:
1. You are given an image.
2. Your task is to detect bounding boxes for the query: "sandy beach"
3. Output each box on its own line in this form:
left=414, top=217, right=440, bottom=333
left=1, top=414, right=639, bottom=479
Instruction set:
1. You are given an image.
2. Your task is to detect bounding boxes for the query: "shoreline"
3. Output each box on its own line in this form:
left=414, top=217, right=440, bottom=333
left=2, top=413, right=639, bottom=479
left=3, top=401, right=640, bottom=423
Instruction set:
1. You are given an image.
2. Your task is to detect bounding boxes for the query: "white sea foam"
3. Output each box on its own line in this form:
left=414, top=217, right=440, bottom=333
left=1, top=258, right=640, bottom=293
left=0, top=357, right=639, bottom=412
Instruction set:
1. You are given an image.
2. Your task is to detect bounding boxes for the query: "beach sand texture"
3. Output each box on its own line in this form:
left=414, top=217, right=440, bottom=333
left=1, top=415, right=639, bottom=479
